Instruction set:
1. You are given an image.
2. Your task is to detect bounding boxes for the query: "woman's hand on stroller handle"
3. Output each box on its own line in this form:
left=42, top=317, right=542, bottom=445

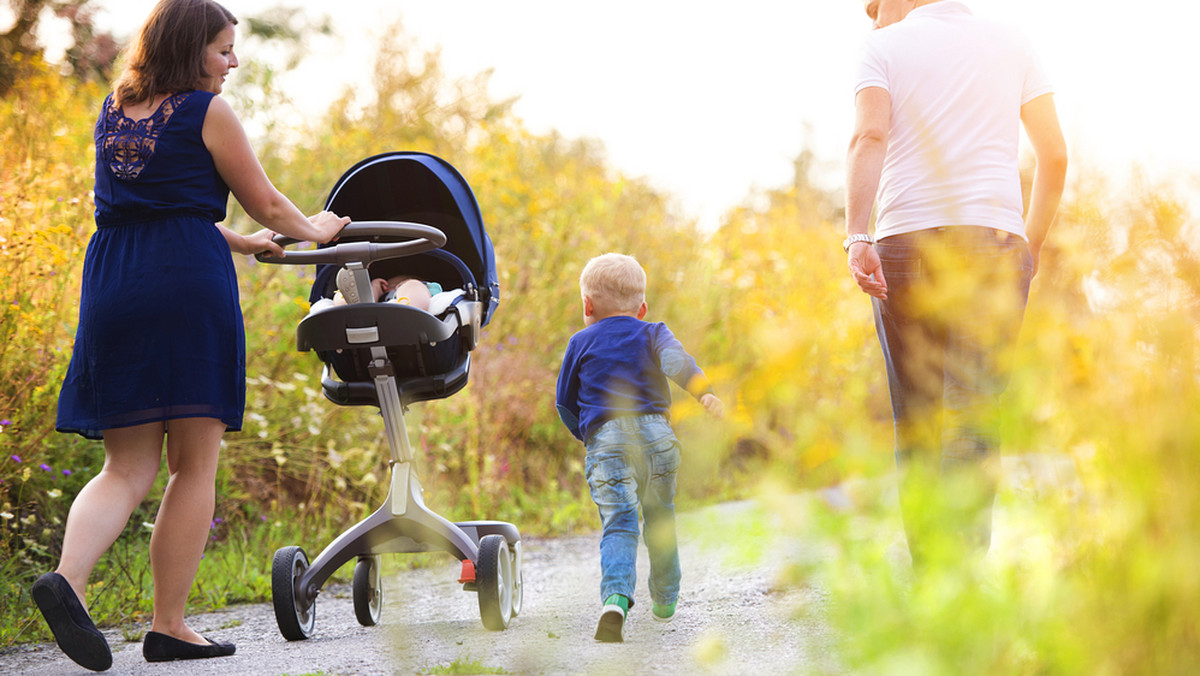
left=310, top=210, right=351, bottom=244
left=244, top=228, right=285, bottom=258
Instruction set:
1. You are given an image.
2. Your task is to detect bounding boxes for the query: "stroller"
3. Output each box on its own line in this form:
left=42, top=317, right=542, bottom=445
left=256, top=152, right=523, bottom=639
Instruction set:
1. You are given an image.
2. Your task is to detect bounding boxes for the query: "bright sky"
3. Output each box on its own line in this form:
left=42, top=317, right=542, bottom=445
left=38, top=1, right=1200, bottom=227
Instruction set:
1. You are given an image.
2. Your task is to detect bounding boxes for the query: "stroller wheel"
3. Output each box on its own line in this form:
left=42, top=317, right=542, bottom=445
left=509, top=540, right=524, bottom=618
left=352, top=555, right=383, bottom=627
left=272, top=546, right=316, bottom=641
left=476, top=534, right=514, bottom=630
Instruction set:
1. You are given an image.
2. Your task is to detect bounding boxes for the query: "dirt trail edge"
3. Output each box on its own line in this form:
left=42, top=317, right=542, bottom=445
left=3, top=496, right=844, bottom=676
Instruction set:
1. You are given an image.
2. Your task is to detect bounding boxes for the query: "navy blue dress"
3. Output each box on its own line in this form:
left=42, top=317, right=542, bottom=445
left=57, top=90, right=245, bottom=440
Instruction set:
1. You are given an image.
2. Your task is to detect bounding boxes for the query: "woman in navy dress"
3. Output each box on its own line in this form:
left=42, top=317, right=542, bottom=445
left=32, top=1, right=348, bottom=669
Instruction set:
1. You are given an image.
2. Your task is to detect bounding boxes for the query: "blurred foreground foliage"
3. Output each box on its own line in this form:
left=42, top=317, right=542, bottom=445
left=3, top=25, right=1200, bottom=676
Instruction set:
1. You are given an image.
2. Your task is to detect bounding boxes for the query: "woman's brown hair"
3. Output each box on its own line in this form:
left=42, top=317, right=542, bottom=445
left=112, top=0, right=237, bottom=108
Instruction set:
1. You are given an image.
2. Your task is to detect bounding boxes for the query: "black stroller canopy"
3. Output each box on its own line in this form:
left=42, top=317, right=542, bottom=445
left=312, top=152, right=500, bottom=326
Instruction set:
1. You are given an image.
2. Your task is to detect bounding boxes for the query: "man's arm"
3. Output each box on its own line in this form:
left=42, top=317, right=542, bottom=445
left=1020, top=93, right=1068, bottom=276
left=845, top=86, right=891, bottom=299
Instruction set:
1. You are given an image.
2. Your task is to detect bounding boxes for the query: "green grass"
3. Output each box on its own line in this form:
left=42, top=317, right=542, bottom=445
left=420, top=654, right=509, bottom=675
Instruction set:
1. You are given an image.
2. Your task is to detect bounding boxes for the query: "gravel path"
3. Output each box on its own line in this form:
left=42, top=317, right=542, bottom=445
left=3, top=454, right=1076, bottom=675
left=1, top=497, right=843, bottom=676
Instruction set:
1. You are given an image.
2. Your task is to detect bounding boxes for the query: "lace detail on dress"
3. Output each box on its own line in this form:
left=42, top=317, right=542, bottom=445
left=99, top=92, right=192, bottom=181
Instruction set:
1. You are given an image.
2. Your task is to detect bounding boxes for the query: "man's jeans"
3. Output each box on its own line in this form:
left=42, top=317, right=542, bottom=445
left=872, top=227, right=1033, bottom=565
left=585, top=414, right=682, bottom=607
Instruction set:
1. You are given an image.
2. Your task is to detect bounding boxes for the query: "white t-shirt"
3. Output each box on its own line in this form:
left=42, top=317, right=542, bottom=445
left=854, top=1, right=1053, bottom=240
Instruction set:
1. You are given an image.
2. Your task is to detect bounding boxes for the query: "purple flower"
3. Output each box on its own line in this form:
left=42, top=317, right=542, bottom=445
left=9, top=455, right=20, bottom=463
left=62, top=469, right=72, bottom=477
left=0, top=419, right=12, bottom=426
left=40, top=463, right=52, bottom=472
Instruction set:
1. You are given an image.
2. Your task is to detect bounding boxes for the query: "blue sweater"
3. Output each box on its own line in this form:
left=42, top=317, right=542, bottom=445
left=555, top=315, right=713, bottom=443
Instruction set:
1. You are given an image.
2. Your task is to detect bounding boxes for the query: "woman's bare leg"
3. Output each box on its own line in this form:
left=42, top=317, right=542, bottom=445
left=55, top=423, right=165, bottom=610
left=147, top=417, right=225, bottom=644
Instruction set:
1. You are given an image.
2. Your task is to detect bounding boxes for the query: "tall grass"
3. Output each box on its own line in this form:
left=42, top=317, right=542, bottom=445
left=729, top=170, right=1200, bottom=673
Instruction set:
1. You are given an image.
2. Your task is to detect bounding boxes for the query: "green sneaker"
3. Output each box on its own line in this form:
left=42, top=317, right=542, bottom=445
left=652, top=599, right=676, bottom=623
left=594, top=594, right=628, bottom=642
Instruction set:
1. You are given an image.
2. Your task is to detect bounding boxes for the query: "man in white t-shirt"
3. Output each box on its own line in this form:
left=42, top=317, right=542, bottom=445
left=843, top=0, right=1067, bottom=568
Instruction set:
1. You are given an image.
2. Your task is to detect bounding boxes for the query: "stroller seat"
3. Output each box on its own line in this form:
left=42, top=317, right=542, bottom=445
left=302, top=282, right=476, bottom=406
left=255, top=152, right=523, bottom=639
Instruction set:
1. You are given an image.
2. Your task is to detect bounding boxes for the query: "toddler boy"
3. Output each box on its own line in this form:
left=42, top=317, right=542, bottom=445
left=556, top=253, right=723, bottom=642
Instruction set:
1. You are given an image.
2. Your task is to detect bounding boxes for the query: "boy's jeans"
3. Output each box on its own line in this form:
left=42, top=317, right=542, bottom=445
left=585, top=414, right=682, bottom=608
left=872, top=226, right=1033, bottom=566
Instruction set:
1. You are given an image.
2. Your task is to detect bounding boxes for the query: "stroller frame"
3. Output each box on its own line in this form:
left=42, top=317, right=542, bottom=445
left=256, top=154, right=522, bottom=639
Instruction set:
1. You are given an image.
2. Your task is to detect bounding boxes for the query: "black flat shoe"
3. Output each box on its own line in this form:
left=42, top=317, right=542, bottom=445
left=142, top=631, right=236, bottom=662
left=30, top=572, right=113, bottom=672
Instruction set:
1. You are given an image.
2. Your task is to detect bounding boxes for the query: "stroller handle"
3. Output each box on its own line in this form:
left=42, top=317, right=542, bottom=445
left=255, top=220, right=447, bottom=266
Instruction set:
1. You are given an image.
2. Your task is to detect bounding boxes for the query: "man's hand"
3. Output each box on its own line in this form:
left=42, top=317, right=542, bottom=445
left=847, top=241, right=888, bottom=299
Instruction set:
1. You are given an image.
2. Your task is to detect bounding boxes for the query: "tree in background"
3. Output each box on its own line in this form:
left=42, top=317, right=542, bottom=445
left=1, top=1, right=331, bottom=95
left=1, top=0, right=119, bottom=93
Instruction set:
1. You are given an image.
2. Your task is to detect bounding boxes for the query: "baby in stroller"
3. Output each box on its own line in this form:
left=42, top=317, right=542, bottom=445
left=325, top=269, right=443, bottom=310
left=256, top=152, right=521, bottom=639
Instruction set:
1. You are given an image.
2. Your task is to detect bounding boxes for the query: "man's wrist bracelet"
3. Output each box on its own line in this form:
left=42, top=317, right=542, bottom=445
left=842, top=233, right=874, bottom=252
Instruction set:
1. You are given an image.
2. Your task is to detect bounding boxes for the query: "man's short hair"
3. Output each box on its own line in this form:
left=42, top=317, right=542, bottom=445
left=580, top=253, right=646, bottom=315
